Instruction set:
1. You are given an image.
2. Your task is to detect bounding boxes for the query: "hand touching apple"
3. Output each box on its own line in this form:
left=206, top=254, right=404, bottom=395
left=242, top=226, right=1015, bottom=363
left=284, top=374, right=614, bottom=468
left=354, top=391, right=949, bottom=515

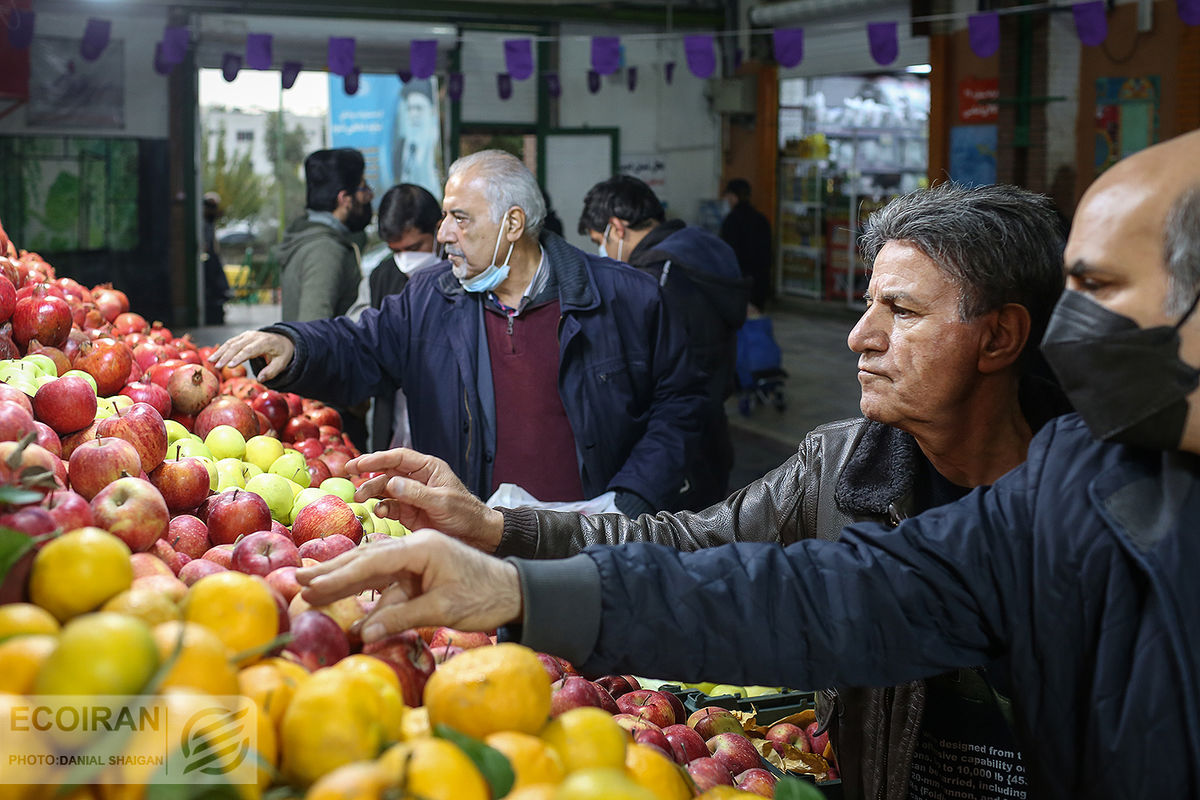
left=347, top=448, right=506, bottom=553
left=296, top=529, right=522, bottom=644
left=208, top=331, right=295, bottom=382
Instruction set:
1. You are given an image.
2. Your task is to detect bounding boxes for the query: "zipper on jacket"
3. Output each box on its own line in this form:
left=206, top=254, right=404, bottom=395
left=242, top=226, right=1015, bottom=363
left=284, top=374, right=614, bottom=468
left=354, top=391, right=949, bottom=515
left=875, top=685, right=894, bottom=800
left=462, top=386, right=472, bottom=463
left=506, top=313, right=514, bottom=336
left=886, top=502, right=907, bottom=527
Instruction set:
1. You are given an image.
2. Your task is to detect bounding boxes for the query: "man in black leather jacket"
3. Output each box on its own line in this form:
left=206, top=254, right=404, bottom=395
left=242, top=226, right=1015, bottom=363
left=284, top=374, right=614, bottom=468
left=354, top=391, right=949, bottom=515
left=334, top=182, right=1068, bottom=800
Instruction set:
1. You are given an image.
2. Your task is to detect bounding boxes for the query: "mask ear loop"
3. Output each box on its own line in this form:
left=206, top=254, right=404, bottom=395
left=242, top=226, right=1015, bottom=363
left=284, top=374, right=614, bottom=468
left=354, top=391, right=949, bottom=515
left=1173, top=286, right=1200, bottom=330
left=491, top=212, right=516, bottom=268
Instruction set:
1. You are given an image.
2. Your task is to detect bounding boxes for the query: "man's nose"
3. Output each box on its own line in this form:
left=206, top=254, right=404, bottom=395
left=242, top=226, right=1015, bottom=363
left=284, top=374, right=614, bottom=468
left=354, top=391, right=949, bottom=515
left=847, top=307, right=886, bottom=354
left=436, top=216, right=454, bottom=242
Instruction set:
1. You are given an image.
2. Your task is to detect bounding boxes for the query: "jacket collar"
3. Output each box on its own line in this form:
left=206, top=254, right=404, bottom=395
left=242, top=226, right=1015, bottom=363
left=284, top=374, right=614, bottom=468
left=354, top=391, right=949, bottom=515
left=835, top=421, right=919, bottom=518
left=1089, top=445, right=1199, bottom=554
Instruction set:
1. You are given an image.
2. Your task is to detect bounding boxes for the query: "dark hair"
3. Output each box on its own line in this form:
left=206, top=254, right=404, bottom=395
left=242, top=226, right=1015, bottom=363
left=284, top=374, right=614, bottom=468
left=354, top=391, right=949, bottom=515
left=860, top=182, right=1066, bottom=356
left=724, top=178, right=752, bottom=202
left=377, top=183, right=441, bottom=241
left=304, top=148, right=365, bottom=212
left=577, top=175, right=665, bottom=236
left=1165, top=185, right=1200, bottom=316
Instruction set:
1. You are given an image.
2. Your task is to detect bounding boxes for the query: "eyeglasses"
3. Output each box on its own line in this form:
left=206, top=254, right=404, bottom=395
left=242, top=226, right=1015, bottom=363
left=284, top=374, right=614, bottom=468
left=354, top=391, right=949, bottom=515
left=355, top=182, right=373, bottom=198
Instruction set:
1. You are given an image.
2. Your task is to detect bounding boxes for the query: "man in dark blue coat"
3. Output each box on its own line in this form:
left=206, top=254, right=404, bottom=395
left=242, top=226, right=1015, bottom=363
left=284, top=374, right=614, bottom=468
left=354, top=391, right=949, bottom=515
left=211, top=150, right=706, bottom=516
left=297, top=129, right=1200, bottom=800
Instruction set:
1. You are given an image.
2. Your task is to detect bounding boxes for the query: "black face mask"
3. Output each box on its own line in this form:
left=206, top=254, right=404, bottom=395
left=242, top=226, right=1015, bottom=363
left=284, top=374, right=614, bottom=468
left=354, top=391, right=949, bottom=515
left=1041, top=289, right=1200, bottom=450
left=344, top=200, right=373, bottom=234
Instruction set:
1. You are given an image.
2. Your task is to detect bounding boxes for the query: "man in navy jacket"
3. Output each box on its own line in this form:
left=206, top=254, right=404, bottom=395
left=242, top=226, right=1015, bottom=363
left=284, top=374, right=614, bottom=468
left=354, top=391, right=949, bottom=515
left=212, top=150, right=706, bottom=516
left=298, top=130, right=1200, bottom=799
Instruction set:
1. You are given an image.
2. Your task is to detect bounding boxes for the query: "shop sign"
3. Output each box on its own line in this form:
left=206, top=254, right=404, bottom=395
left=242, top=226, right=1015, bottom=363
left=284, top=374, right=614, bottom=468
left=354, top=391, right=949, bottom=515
left=958, top=78, right=998, bottom=124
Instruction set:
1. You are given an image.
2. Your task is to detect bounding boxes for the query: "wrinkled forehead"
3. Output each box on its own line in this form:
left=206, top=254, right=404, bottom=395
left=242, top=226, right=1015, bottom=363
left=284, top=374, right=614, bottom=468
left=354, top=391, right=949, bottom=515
left=1066, top=180, right=1167, bottom=274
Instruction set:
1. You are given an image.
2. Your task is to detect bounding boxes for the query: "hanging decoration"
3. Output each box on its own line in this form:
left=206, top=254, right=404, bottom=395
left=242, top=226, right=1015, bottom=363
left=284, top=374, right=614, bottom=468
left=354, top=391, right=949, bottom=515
left=968, top=12, right=1000, bottom=58
left=246, top=33, right=272, bottom=70
left=664, top=61, right=676, bottom=84
left=397, top=70, right=412, bottom=82
left=344, top=68, right=360, bottom=95
left=504, top=39, right=534, bottom=80
left=545, top=72, right=561, bottom=98
left=867, top=21, right=898, bottom=66
left=1181, top=0, right=1200, bottom=25
left=592, top=36, right=621, bottom=75
left=734, top=48, right=744, bottom=70
left=153, top=43, right=171, bottom=76
left=448, top=72, right=464, bottom=101
left=1073, top=1, right=1108, bottom=46
left=161, top=26, right=189, bottom=67
left=410, top=39, right=437, bottom=79
left=221, top=52, right=242, bottom=82
left=772, top=28, right=804, bottom=68
left=327, top=36, right=356, bottom=77
left=80, top=18, right=111, bottom=62
left=6, top=10, right=35, bottom=50
left=684, top=34, right=715, bottom=78
left=282, top=61, right=302, bottom=89
left=587, top=69, right=602, bottom=94
left=627, top=66, right=637, bottom=92
left=497, top=73, right=513, bottom=99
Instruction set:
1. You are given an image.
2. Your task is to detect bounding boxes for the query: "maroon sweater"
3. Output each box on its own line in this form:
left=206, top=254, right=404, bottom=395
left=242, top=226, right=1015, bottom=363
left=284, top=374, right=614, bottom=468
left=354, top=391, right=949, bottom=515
left=484, top=300, right=585, bottom=501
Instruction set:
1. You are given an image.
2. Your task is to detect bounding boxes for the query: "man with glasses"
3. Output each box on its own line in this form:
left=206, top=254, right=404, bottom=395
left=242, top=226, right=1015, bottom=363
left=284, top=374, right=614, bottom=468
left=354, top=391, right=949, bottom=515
left=278, top=148, right=374, bottom=322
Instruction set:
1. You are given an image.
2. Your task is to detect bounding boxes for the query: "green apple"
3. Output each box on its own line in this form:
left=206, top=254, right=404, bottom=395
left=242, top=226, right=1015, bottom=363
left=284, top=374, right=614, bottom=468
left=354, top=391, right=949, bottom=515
left=319, top=477, right=357, bottom=503
left=347, top=502, right=375, bottom=535
left=244, top=435, right=285, bottom=473
left=240, top=462, right=264, bottom=481
left=743, top=686, right=782, bottom=697
left=110, top=395, right=134, bottom=411
left=707, top=684, right=746, bottom=698
left=169, top=439, right=214, bottom=461
left=290, top=487, right=328, bottom=522
left=205, top=425, right=247, bottom=461
left=60, top=369, right=98, bottom=393
left=164, top=419, right=191, bottom=445
left=245, top=472, right=295, bottom=522
left=269, top=451, right=310, bottom=488
left=21, top=354, right=58, bottom=378
left=95, top=398, right=120, bottom=420
left=215, top=458, right=247, bottom=491
left=3, top=377, right=38, bottom=397
left=34, top=374, right=57, bottom=389
left=0, top=360, right=38, bottom=383
left=196, top=457, right=219, bottom=491
left=391, top=518, right=411, bottom=536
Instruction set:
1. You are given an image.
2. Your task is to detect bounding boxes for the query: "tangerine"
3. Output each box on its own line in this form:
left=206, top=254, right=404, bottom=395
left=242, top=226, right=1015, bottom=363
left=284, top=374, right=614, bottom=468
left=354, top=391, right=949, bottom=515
left=28, top=528, right=132, bottom=622
left=423, top=642, right=551, bottom=738
left=540, top=707, right=627, bottom=773
left=181, top=572, right=278, bottom=665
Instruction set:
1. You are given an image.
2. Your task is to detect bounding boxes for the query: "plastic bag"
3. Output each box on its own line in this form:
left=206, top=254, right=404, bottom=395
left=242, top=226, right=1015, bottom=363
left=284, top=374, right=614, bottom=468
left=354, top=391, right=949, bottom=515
left=485, top=483, right=620, bottom=515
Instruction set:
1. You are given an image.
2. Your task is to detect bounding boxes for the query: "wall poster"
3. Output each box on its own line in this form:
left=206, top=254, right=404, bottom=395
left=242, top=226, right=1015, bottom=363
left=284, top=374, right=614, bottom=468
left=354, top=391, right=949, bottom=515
left=27, top=37, right=125, bottom=129
left=1094, top=76, right=1159, bottom=175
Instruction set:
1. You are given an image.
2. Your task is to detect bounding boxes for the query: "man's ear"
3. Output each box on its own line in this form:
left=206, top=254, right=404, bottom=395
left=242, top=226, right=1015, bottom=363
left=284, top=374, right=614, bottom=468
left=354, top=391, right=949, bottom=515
left=505, top=206, right=527, bottom=242
left=335, top=189, right=354, bottom=213
left=608, top=216, right=627, bottom=240
left=978, top=303, right=1031, bottom=374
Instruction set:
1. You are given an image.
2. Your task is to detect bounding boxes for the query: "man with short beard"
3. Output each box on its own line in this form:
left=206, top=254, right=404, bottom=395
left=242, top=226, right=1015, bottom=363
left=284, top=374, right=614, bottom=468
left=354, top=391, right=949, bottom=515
left=278, top=148, right=373, bottom=322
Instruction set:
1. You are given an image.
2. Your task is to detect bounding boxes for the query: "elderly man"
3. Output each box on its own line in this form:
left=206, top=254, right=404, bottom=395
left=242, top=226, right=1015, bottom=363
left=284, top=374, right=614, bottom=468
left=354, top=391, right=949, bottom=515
left=211, top=150, right=705, bottom=516
left=325, top=182, right=1067, bottom=800
left=299, top=130, right=1200, bottom=800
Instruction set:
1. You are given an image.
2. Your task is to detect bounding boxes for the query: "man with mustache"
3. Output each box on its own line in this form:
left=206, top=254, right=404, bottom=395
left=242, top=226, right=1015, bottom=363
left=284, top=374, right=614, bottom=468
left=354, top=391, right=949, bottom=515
left=212, top=149, right=706, bottom=517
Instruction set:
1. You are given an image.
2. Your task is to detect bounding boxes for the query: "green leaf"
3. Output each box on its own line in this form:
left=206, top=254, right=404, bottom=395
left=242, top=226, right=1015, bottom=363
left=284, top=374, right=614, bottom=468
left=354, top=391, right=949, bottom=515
left=230, top=632, right=293, bottom=666
left=433, top=724, right=515, bottom=799
left=0, top=527, right=35, bottom=584
left=0, top=485, right=43, bottom=506
left=774, top=775, right=827, bottom=800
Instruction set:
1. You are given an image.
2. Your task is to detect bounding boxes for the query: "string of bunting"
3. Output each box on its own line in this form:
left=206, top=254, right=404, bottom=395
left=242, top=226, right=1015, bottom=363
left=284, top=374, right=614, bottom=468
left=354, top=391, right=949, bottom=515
left=3, top=0, right=1198, bottom=98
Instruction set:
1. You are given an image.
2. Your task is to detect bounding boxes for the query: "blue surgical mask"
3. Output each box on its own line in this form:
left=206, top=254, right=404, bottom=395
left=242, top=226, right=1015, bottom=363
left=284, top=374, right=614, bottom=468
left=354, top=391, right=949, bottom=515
left=597, top=223, right=623, bottom=262
left=457, top=214, right=514, bottom=293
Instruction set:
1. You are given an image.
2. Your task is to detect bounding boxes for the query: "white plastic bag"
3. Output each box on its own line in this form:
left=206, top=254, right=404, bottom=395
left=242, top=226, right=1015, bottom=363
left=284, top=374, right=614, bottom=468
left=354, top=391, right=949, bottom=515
left=484, top=483, right=620, bottom=515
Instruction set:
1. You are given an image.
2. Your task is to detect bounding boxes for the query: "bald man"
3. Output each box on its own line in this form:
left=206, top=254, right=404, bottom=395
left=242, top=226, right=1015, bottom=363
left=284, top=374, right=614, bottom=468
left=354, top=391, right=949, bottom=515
left=298, top=130, right=1200, bottom=800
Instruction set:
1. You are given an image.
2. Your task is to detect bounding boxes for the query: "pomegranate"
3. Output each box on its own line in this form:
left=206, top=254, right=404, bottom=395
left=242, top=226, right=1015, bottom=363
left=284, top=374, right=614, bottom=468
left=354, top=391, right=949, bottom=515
left=113, top=312, right=149, bottom=335
left=73, top=337, right=134, bottom=396
left=167, top=364, right=220, bottom=416
left=0, top=275, right=15, bottom=322
left=25, top=339, right=71, bottom=377
left=194, top=396, right=258, bottom=440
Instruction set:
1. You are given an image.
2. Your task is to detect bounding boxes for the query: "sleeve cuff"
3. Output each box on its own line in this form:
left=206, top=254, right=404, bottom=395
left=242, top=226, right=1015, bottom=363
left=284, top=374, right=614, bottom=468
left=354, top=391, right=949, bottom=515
left=505, top=554, right=601, bottom=668
left=495, top=507, right=540, bottom=558
left=615, top=490, right=656, bottom=518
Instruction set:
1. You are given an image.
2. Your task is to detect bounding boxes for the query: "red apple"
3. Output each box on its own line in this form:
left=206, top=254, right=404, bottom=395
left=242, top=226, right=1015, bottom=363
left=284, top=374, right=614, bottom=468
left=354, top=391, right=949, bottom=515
left=320, top=448, right=352, bottom=478
left=167, top=363, right=219, bottom=416
left=362, top=630, right=436, bottom=707
left=431, top=644, right=465, bottom=664
left=290, top=494, right=363, bottom=546
left=194, top=396, right=258, bottom=440
left=200, top=544, right=235, bottom=568
left=120, top=380, right=171, bottom=418
left=735, top=767, right=777, bottom=797
left=427, top=627, right=493, bottom=651
left=706, top=732, right=763, bottom=777
left=201, top=489, right=272, bottom=546
left=149, top=458, right=212, bottom=513
left=90, top=477, right=170, bottom=552
left=686, top=757, right=735, bottom=791
left=265, top=565, right=302, bottom=603
left=231, top=530, right=301, bottom=576
left=305, top=404, right=341, bottom=430
left=281, top=416, right=319, bottom=443
left=130, top=551, right=173, bottom=579
left=96, top=402, right=168, bottom=473
left=12, top=294, right=71, bottom=349
left=250, top=389, right=290, bottom=432
left=663, top=724, right=710, bottom=765
left=661, top=688, right=686, bottom=726
left=131, top=574, right=187, bottom=603
left=166, top=513, right=210, bottom=558
left=59, top=421, right=99, bottom=460
left=764, top=722, right=810, bottom=754
left=550, top=676, right=604, bottom=717
left=292, top=438, right=323, bottom=459
left=805, top=722, right=829, bottom=757
left=281, top=610, right=349, bottom=671
left=68, top=437, right=142, bottom=500
left=631, top=725, right=674, bottom=760
left=0, top=384, right=33, bottom=414
left=616, top=689, right=677, bottom=729
left=593, top=674, right=638, bottom=700
left=32, top=375, right=97, bottom=434
left=689, top=707, right=745, bottom=741
left=0, top=400, right=37, bottom=442
left=0, top=506, right=57, bottom=537
left=297, top=533, right=356, bottom=562
left=30, top=422, right=61, bottom=458
left=42, top=489, right=94, bottom=531
left=594, top=684, right=620, bottom=715
left=536, top=652, right=565, bottom=683
left=150, top=537, right=176, bottom=563
left=305, top=457, right=332, bottom=487
left=179, top=557, right=226, bottom=585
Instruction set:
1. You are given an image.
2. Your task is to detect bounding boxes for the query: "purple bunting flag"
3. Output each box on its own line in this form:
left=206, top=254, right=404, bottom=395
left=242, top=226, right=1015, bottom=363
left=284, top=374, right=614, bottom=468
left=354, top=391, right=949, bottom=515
left=327, top=36, right=355, bottom=77
left=80, top=18, right=111, bottom=62
left=410, top=40, right=437, bottom=79
left=684, top=34, right=716, bottom=78
left=448, top=72, right=464, bottom=101
left=282, top=61, right=302, bottom=90
left=664, top=61, right=676, bottom=84
left=627, top=67, right=637, bottom=92
left=246, top=33, right=272, bottom=70
left=587, top=69, right=601, bottom=94
left=153, top=43, right=171, bottom=76
left=504, top=39, right=534, bottom=81
left=545, top=72, right=561, bottom=98
left=161, top=26, right=189, bottom=66
left=1180, top=0, right=1200, bottom=25
left=344, top=69, right=360, bottom=95
left=772, top=28, right=804, bottom=67
left=397, top=70, right=412, bottom=83
left=968, top=12, right=1000, bottom=58
left=592, top=36, right=621, bottom=75
left=1073, top=1, right=1108, bottom=46
left=222, top=53, right=241, bottom=82
left=6, top=10, right=35, bottom=50
left=497, top=73, right=513, bottom=100
left=734, top=48, right=744, bottom=70
left=867, top=21, right=899, bottom=66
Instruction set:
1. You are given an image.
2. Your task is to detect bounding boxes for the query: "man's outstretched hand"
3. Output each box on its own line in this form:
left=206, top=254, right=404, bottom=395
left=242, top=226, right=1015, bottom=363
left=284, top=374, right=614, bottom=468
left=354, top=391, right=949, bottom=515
left=348, top=448, right=506, bottom=553
left=296, top=529, right=522, bottom=644
left=209, top=331, right=295, bottom=382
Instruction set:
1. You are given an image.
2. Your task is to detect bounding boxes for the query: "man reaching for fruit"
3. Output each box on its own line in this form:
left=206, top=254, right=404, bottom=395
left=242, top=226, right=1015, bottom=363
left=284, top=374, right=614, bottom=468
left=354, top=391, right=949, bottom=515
left=300, top=131, right=1200, bottom=800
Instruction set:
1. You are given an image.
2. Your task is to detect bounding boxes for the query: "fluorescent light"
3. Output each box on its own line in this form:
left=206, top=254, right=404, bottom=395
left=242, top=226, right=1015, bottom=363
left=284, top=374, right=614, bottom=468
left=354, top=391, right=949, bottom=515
left=905, top=63, right=932, bottom=74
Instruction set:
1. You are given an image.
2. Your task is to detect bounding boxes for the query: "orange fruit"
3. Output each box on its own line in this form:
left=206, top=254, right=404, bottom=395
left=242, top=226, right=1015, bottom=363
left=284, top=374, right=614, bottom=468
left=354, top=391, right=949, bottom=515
left=238, top=661, right=303, bottom=733
left=151, top=621, right=240, bottom=695
left=0, top=603, right=60, bottom=640
left=262, top=655, right=311, bottom=684
left=553, top=767, right=656, bottom=800
left=695, top=788, right=761, bottom=799
left=505, top=787, right=558, bottom=800
left=0, top=635, right=57, bottom=694
left=423, top=642, right=551, bottom=738
left=399, top=705, right=431, bottom=741
left=485, top=731, right=565, bottom=790
left=181, top=572, right=278, bottom=665
left=332, top=654, right=402, bottom=696
left=624, top=742, right=693, bottom=800
left=376, top=738, right=489, bottom=800
left=28, top=528, right=132, bottom=622
left=304, top=761, right=388, bottom=800
left=540, top=707, right=627, bottom=773
left=280, top=669, right=393, bottom=786
left=102, top=587, right=181, bottom=627
left=33, top=612, right=158, bottom=696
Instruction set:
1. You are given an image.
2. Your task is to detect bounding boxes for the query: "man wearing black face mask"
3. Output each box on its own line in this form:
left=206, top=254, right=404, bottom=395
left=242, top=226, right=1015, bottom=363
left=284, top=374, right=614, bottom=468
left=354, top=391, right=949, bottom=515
left=293, top=130, right=1200, bottom=800
left=278, top=148, right=373, bottom=323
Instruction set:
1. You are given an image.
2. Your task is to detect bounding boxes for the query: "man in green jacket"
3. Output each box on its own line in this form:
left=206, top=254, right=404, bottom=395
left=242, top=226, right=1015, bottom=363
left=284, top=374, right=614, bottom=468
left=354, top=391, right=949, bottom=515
left=279, top=148, right=373, bottom=322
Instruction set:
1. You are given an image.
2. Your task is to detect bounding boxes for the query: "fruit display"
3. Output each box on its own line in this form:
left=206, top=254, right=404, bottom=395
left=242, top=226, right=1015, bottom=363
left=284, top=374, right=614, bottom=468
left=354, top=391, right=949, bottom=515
left=0, top=228, right=834, bottom=799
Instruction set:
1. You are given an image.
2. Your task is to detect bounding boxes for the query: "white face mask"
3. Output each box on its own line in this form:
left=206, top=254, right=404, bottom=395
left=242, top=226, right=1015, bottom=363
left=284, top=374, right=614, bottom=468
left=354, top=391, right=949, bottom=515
left=597, top=223, right=623, bottom=262
left=393, top=250, right=438, bottom=275
left=454, top=213, right=514, bottom=292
